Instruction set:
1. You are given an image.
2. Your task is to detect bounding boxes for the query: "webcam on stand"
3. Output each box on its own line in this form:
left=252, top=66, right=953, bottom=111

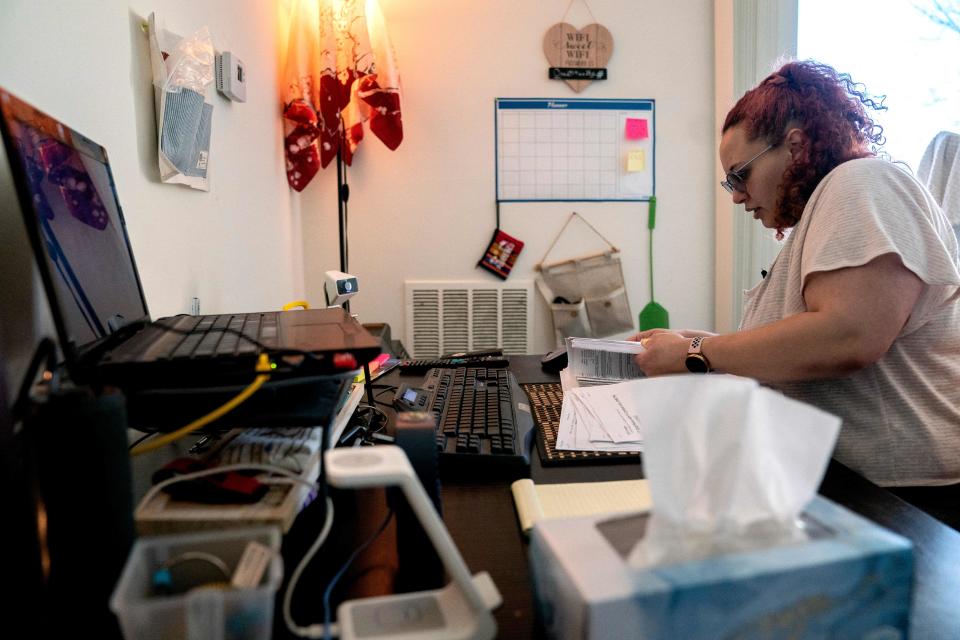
left=324, top=270, right=359, bottom=308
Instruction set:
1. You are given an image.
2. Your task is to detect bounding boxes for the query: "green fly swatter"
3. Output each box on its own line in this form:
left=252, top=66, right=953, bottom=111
left=639, top=196, right=670, bottom=330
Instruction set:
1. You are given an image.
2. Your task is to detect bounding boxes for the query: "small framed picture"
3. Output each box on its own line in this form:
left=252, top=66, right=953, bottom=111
left=478, top=228, right=524, bottom=280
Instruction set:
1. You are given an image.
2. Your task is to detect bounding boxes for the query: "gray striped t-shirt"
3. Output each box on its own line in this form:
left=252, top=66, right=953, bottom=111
left=740, top=157, right=960, bottom=487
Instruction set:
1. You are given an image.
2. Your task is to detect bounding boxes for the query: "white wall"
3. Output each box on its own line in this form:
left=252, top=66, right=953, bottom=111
left=0, top=1, right=301, bottom=384
left=297, top=0, right=718, bottom=355
left=0, top=0, right=719, bottom=389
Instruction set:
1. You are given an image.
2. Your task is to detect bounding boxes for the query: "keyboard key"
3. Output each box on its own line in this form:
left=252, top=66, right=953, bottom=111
left=139, top=315, right=200, bottom=360
left=170, top=332, right=204, bottom=359
left=467, top=435, right=481, bottom=453
left=193, top=315, right=231, bottom=357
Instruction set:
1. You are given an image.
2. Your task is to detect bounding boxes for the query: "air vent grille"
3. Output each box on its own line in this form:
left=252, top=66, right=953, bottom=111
left=405, top=281, right=533, bottom=358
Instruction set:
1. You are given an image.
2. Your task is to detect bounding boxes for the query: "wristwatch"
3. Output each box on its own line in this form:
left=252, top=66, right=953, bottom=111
left=685, top=337, right=712, bottom=374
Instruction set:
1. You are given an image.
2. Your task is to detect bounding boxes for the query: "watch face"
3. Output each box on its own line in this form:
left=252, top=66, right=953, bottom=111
left=685, top=354, right=709, bottom=374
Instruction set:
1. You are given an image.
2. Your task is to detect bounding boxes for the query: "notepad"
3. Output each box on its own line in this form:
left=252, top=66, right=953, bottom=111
left=510, top=478, right=652, bottom=534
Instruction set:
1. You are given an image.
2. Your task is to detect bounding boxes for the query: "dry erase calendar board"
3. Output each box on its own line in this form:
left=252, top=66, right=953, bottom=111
left=495, top=98, right=655, bottom=202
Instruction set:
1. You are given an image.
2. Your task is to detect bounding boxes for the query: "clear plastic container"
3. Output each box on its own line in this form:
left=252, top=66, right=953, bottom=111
left=110, top=526, right=282, bottom=640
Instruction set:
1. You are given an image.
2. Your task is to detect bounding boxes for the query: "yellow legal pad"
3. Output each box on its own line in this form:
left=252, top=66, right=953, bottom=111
left=511, top=478, right=652, bottom=535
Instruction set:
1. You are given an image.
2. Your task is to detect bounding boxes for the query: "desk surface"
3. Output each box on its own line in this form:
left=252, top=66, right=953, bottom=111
left=427, top=356, right=960, bottom=640
left=131, top=357, right=960, bottom=639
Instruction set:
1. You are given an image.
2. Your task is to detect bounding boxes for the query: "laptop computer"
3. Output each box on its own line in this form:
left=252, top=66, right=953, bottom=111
left=0, top=87, right=381, bottom=390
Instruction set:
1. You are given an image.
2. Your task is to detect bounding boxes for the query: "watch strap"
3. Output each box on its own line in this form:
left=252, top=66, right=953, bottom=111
left=685, top=337, right=712, bottom=373
left=689, top=336, right=703, bottom=354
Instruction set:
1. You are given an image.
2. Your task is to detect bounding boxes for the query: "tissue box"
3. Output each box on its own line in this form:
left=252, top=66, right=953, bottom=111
left=529, top=496, right=913, bottom=639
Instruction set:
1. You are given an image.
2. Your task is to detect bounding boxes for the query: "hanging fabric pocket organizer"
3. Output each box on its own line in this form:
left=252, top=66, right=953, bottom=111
left=535, top=212, right=634, bottom=346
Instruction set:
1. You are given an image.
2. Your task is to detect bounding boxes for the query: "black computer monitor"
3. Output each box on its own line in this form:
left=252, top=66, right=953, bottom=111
left=0, top=86, right=150, bottom=374
left=0, top=89, right=135, bottom=634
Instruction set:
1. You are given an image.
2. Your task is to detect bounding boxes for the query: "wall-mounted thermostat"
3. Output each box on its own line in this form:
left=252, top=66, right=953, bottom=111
left=215, top=51, right=246, bottom=102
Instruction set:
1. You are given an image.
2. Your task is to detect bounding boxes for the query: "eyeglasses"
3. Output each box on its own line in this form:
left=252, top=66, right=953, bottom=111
left=720, top=143, right=775, bottom=194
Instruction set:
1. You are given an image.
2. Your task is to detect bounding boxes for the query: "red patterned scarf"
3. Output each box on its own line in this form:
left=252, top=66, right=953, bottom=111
left=281, top=0, right=403, bottom=191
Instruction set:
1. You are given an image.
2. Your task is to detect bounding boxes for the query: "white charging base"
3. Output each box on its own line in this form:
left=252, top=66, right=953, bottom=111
left=337, top=573, right=500, bottom=640
left=325, top=446, right=501, bottom=640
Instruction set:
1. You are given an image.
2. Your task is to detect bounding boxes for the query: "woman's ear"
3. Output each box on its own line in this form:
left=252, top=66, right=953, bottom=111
left=785, top=127, right=806, bottom=160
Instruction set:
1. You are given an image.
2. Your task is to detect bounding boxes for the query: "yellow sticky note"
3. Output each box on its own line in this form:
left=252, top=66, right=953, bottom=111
left=627, top=149, right=646, bottom=172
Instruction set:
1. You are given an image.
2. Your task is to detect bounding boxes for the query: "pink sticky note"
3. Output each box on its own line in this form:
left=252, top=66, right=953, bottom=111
left=625, top=118, right=649, bottom=140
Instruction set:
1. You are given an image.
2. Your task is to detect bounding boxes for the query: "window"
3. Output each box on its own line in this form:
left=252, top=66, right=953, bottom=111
left=717, top=1, right=960, bottom=332
left=798, top=0, right=960, bottom=168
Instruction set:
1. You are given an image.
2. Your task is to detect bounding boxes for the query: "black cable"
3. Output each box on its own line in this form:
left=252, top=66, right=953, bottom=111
left=323, top=506, right=395, bottom=640
left=373, top=385, right=397, bottom=398
left=373, top=386, right=397, bottom=410
left=338, top=405, right=387, bottom=447
left=355, top=404, right=388, bottom=429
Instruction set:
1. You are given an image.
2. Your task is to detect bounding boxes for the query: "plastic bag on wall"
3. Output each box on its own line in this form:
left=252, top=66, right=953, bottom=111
left=147, top=13, right=214, bottom=191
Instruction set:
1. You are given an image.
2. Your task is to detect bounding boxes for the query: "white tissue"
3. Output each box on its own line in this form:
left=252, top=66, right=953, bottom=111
left=626, top=375, right=841, bottom=568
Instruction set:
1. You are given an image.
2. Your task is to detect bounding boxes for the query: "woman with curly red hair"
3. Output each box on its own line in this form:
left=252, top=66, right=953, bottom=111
left=634, top=60, right=960, bottom=499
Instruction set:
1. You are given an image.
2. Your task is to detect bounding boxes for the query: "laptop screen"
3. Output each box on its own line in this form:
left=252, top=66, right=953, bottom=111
left=0, top=88, right=149, bottom=355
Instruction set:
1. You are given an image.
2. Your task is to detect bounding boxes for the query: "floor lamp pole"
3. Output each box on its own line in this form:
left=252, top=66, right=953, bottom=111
left=335, top=146, right=350, bottom=313
left=335, top=145, right=372, bottom=405
left=336, top=147, right=349, bottom=274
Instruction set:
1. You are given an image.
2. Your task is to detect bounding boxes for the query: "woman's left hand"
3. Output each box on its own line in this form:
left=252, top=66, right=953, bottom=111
left=634, top=331, right=691, bottom=376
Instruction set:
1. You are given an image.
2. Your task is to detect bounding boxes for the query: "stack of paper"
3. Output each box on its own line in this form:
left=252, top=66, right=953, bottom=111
left=556, top=369, right=645, bottom=453
left=566, top=337, right=645, bottom=386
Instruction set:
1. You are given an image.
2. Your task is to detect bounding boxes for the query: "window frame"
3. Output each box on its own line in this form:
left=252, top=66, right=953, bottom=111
left=714, top=0, right=798, bottom=332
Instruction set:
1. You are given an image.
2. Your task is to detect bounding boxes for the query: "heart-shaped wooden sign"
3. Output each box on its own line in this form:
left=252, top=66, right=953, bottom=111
left=543, top=22, right=614, bottom=93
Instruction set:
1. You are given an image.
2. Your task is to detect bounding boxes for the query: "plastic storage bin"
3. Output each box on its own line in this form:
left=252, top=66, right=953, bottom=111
left=110, top=526, right=282, bottom=640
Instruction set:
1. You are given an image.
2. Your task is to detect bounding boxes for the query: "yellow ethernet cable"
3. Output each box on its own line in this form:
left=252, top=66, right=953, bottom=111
left=130, top=354, right=273, bottom=457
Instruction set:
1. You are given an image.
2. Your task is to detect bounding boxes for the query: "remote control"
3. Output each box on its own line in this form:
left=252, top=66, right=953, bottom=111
left=440, top=348, right=502, bottom=358
left=397, top=355, right=510, bottom=375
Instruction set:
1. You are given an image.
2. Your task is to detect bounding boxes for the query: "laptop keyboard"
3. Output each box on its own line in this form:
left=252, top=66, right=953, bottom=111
left=108, top=313, right=278, bottom=362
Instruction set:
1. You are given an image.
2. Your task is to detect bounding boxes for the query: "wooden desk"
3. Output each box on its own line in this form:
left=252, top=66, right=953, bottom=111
left=128, top=356, right=960, bottom=639
left=433, top=356, right=960, bottom=639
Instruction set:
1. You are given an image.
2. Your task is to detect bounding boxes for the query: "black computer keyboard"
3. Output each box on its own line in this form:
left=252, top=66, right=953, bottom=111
left=416, top=366, right=534, bottom=477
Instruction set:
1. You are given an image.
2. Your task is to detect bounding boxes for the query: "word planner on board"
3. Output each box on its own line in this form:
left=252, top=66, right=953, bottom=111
left=495, top=98, right=655, bottom=202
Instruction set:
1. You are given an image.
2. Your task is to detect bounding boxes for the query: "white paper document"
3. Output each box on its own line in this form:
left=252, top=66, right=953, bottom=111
left=556, top=376, right=646, bottom=452
left=566, top=336, right=645, bottom=386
